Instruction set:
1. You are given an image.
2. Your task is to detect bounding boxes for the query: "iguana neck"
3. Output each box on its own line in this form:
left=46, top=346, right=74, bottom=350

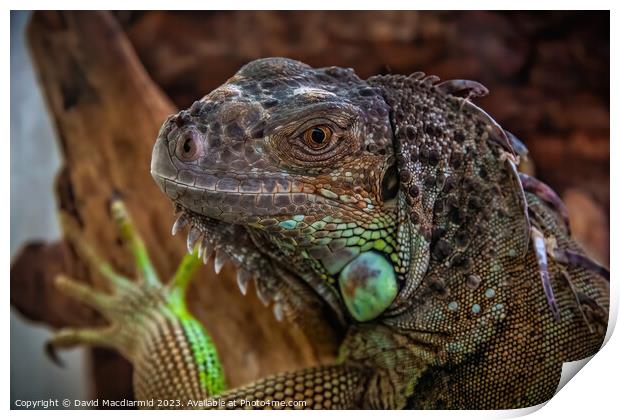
left=245, top=200, right=407, bottom=323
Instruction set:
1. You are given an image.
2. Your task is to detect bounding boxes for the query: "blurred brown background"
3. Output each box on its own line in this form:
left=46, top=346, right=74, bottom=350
left=119, top=10, right=609, bottom=262
left=11, top=10, right=609, bottom=406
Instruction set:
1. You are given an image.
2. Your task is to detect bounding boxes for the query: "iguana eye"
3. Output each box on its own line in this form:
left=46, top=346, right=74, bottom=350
left=303, top=126, right=332, bottom=149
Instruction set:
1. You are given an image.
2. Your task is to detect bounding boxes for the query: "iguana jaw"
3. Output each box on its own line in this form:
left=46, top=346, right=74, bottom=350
left=152, top=149, right=402, bottom=325
left=152, top=134, right=351, bottom=320
left=161, top=203, right=350, bottom=327
left=151, top=170, right=357, bottom=224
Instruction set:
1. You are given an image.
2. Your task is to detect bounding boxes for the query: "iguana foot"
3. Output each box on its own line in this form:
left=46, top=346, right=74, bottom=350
left=48, top=199, right=226, bottom=399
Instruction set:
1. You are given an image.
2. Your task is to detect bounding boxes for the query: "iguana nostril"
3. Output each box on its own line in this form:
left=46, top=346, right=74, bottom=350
left=175, top=130, right=203, bottom=162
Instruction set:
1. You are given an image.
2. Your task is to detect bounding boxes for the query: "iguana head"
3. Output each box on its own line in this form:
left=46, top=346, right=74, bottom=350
left=151, top=58, right=406, bottom=325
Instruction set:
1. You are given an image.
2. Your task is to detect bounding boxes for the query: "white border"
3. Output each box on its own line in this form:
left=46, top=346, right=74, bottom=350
left=4, top=3, right=617, bottom=420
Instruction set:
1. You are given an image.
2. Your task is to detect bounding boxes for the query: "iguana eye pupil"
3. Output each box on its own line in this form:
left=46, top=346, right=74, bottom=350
left=303, top=126, right=332, bottom=148
left=311, top=128, right=326, bottom=143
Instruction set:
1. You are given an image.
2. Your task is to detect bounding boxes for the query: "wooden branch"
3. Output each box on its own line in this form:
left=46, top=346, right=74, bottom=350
left=12, top=10, right=334, bottom=401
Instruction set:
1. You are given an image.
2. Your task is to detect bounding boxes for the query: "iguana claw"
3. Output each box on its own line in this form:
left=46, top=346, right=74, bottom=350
left=531, top=226, right=561, bottom=321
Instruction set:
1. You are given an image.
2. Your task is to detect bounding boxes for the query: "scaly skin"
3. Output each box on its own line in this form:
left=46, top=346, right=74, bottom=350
left=51, top=58, right=609, bottom=409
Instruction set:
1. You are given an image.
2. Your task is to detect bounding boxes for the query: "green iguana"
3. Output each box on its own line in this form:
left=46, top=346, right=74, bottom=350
left=49, top=58, right=609, bottom=409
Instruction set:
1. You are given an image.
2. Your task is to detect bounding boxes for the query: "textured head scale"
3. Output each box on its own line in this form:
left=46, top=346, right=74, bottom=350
left=152, top=58, right=395, bottom=221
